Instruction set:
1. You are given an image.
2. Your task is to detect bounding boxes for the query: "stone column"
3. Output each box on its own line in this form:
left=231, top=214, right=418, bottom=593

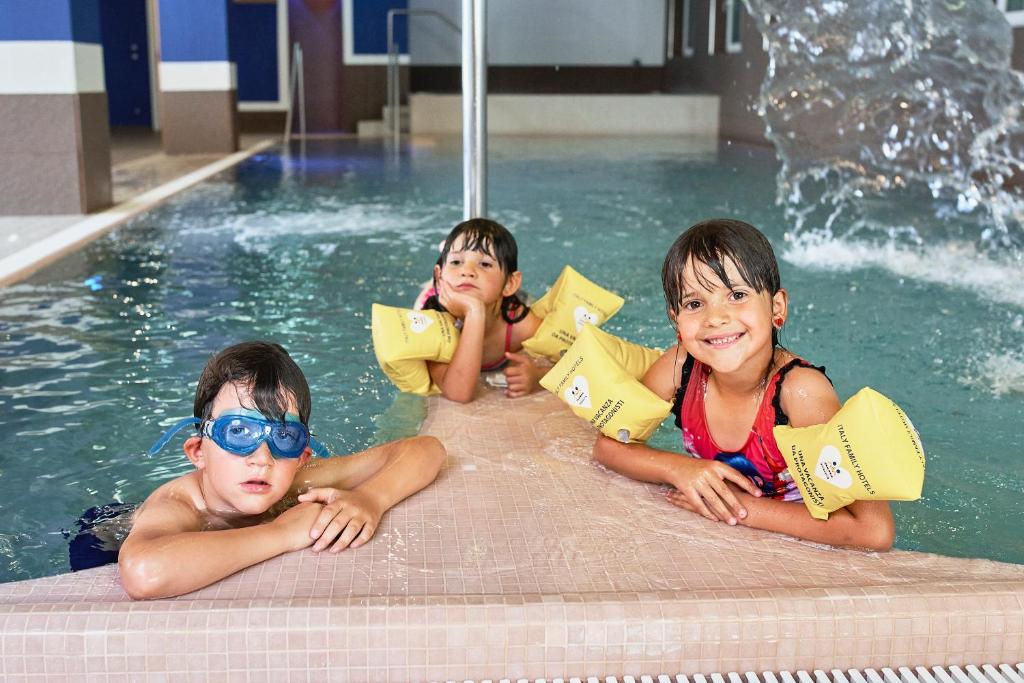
left=0, top=0, right=112, bottom=214
left=158, top=0, right=238, bottom=154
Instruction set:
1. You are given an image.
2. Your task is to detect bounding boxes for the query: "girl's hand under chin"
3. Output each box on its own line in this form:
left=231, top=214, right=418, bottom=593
left=436, top=278, right=485, bottom=319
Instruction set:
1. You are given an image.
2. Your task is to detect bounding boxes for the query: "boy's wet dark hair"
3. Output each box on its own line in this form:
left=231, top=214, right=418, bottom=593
left=423, top=217, right=529, bottom=324
left=662, top=218, right=783, bottom=347
left=193, top=341, right=312, bottom=426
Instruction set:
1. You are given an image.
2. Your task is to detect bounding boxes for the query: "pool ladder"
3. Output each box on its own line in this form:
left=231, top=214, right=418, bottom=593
left=284, top=42, right=306, bottom=144
left=443, top=663, right=1024, bottom=683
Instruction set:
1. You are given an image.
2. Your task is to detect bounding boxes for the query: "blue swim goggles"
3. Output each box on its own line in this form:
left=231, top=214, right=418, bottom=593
left=148, top=409, right=330, bottom=459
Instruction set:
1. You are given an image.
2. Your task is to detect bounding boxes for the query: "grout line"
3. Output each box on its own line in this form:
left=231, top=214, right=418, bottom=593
left=0, top=138, right=278, bottom=287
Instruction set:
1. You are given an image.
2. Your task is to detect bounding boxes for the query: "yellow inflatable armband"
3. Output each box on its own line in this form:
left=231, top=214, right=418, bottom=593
left=774, top=387, right=925, bottom=520
left=371, top=304, right=460, bottom=396
left=522, top=265, right=625, bottom=361
left=541, top=325, right=670, bottom=443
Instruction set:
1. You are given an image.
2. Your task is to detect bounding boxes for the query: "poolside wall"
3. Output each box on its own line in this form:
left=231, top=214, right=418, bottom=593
left=409, top=94, right=719, bottom=136
left=1, top=388, right=1022, bottom=681
left=0, top=2, right=112, bottom=214
left=289, top=0, right=1024, bottom=139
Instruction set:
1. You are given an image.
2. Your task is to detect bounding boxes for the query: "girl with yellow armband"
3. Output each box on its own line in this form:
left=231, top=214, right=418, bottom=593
left=416, top=219, right=548, bottom=402
left=593, top=219, right=896, bottom=552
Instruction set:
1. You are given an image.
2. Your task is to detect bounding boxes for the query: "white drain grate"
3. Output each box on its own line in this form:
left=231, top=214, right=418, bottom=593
left=458, top=663, right=1024, bottom=683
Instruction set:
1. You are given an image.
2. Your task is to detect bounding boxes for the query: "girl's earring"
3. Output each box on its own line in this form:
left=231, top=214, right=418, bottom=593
left=774, top=316, right=785, bottom=329
left=675, top=329, right=682, bottom=342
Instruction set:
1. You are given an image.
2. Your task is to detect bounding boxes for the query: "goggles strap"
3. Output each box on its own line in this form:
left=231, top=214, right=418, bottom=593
left=147, top=417, right=201, bottom=456
left=309, top=437, right=331, bottom=458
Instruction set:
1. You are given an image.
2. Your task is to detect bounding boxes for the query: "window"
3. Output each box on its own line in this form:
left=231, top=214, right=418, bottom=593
left=709, top=0, right=742, bottom=56
left=683, top=0, right=697, bottom=57
left=725, top=0, right=743, bottom=53
left=998, top=0, right=1024, bottom=27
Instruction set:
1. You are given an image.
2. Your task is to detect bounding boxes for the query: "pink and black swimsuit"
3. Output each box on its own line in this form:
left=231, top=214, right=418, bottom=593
left=669, top=354, right=829, bottom=501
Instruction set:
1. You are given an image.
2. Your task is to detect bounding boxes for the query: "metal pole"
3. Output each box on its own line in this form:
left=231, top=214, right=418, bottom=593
left=284, top=43, right=298, bottom=143
left=387, top=12, right=397, bottom=144
left=462, top=0, right=487, bottom=219
left=297, top=46, right=306, bottom=142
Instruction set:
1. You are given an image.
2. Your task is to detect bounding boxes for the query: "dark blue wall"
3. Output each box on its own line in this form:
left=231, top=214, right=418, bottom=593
left=159, top=0, right=231, bottom=62
left=0, top=0, right=102, bottom=42
left=352, top=0, right=407, bottom=55
left=100, top=0, right=152, bottom=126
left=230, top=2, right=279, bottom=102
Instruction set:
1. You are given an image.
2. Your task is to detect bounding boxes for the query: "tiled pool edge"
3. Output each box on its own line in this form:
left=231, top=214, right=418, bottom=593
left=0, top=139, right=277, bottom=287
left=0, top=388, right=1021, bottom=680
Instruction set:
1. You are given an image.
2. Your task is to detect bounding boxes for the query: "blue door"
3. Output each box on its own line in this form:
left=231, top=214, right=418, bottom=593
left=101, top=0, right=152, bottom=127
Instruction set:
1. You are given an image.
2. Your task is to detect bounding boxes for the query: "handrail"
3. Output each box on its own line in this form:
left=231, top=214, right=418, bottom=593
left=283, top=43, right=306, bottom=143
left=386, top=9, right=460, bottom=144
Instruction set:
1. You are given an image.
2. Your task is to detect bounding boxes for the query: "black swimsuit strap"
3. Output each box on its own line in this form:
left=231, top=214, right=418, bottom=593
left=770, top=358, right=831, bottom=426
left=670, top=354, right=830, bottom=428
left=670, top=354, right=695, bottom=429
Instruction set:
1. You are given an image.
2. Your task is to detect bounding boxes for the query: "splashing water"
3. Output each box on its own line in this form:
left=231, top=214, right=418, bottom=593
left=746, top=0, right=1024, bottom=261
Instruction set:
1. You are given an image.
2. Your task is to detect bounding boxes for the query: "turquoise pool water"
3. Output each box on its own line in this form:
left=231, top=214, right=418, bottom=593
left=0, top=137, right=1021, bottom=582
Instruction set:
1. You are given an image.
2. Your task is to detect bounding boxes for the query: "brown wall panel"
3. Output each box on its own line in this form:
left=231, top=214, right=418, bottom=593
left=664, top=3, right=769, bottom=145
left=161, top=91, right=239, bottom=154
left=289, top=0, right=344, bottom=132
left=1014, top=27, right=1024, bottom=70
left=411, top=66, right=667, bottom=94
left=0, top=93, right=111, bottom=214
left=78, top=93, right=113, bottom=213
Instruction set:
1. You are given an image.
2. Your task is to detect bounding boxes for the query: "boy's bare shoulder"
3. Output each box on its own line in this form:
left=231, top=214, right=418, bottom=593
left=129, top=473, right=207, bottom=535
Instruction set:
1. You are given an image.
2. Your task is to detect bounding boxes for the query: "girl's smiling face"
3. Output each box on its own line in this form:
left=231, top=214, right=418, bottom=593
left=671, top=256, right=787, bottom=376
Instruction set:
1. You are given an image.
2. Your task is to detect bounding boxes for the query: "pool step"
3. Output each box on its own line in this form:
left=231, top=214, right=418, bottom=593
left=447, top=663, right=1024, bottom=683
left=358, top=104, right=410, bottom=137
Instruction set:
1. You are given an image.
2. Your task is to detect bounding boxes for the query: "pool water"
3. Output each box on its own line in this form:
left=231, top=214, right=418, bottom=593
left=0, top=136, right=1021, bottom=583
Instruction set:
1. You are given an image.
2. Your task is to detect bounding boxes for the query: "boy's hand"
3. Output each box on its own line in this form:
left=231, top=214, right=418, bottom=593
left=664, top=458, right=761, bottom=525
left=298, top=487, right=383, bottom=552
left=271, top=501, right=325, bottom=552
left=503, top=352, right=546, bottom=398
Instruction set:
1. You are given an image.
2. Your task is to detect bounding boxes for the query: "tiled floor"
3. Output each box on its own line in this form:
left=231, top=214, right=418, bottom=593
left=0, top=130, right=276, bottom=282
left=0, top=386, right=1021, bottom=681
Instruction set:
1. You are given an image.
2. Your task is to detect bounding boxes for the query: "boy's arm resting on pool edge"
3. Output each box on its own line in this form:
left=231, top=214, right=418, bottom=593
left=592, top=350, right=761, bottom=524
left=117, top=486, right=326, bottom=600
left=728, top=367, right=895, bottom=551
left=290, top=435, right=446, bottom=552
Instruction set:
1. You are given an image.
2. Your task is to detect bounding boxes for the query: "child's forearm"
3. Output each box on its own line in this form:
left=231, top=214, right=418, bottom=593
left=354, top=435, right=446, bottom=511
left=593, top=435, right=683, bottom=487
left=737, top=495, right=895, bottom=551
left=118, top=524, right=292, bottom=599
left=438, top=310, right=487, bottom=402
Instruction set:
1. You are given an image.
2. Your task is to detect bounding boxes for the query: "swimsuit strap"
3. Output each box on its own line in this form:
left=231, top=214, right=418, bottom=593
left=769, top=358, right=830, bottom=426
left=670, top=354, right=696, bottom=429
left=671, top=354, right=829, bottom=429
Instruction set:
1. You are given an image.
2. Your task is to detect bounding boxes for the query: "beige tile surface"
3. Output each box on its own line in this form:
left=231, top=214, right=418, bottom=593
left=0, top=387, right=1022, bottom=680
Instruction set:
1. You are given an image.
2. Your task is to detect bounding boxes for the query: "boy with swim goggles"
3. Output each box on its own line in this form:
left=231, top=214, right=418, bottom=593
left=118, top=341, right=445, bottom=600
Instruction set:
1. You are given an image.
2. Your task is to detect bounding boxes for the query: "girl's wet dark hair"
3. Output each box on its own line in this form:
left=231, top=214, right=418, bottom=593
left=193, top=341, right=312, bottom=427
left=423, top=218, right=529, bottom=324
left=662, top=218, right=783, bottom=348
